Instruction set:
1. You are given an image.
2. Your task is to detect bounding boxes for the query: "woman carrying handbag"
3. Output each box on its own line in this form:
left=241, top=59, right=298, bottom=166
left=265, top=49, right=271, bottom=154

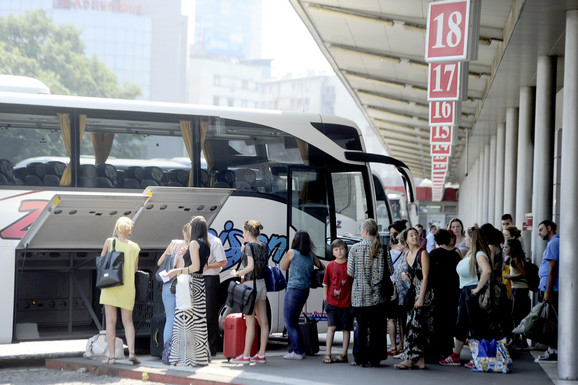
left=167, top=216, right=211, bottom=367
left=99, top=216, right=141, bottom=365
left=156, top=223, right=189, bottom=349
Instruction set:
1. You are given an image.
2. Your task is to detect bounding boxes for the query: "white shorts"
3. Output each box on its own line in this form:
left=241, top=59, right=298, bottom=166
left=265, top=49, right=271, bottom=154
left=244, top=278, right=267, bottom=301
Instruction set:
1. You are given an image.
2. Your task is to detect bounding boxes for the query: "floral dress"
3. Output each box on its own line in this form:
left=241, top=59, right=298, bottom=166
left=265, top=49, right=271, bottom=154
left=402, top=249, right=434, bottom=361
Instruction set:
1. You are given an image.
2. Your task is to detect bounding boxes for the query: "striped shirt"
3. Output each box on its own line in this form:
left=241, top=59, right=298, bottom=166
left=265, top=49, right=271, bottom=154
left=347, top=238, right=385, bottom=307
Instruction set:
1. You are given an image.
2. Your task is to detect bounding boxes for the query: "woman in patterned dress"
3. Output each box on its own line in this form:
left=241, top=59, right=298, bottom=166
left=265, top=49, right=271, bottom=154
left=395, top=227, right=434, bottom=370
left=99, top=216, right=141, bottom=365
left=167, top=216, right=211, bottom=367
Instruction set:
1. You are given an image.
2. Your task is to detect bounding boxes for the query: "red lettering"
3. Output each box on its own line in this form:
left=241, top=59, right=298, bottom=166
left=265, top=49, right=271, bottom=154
left=0, top=200, right=48, bottom=240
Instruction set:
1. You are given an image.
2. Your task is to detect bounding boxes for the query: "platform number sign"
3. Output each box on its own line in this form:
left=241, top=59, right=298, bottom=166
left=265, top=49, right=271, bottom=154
left=428, top=62, right=461, bottom=101
left=426, top=0, right=470, bottom=62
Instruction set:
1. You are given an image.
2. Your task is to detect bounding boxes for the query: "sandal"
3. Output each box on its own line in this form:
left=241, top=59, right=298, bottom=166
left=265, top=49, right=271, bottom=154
left=387, top=348, right=397, bottom=356
left=102, top=357, right=115, bottom=365
left=394, top=359, right=413, bottom=370
left=332, top=354, right=348, bottom=363
left=322, top=354, right=332, bottom=364
left=128, top=355, right=141, bottom=365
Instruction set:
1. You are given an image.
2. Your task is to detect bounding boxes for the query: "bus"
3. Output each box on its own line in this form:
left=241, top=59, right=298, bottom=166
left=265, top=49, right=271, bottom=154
left=0, top=90, right=415, bottom=344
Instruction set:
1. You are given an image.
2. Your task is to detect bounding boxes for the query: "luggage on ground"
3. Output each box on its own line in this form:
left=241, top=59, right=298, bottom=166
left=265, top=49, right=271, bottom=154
left=150, top=313, right=165, bottom=357
left=223, top=313, right=259, bottom=360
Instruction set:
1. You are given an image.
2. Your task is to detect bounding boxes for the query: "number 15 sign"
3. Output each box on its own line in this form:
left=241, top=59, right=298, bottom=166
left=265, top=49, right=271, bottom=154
left=425, top=0, right=479, bottom=62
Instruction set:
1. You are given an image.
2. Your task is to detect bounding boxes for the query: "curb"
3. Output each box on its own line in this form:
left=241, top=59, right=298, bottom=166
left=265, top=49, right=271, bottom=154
left=46, top=357, right=242, bottom=385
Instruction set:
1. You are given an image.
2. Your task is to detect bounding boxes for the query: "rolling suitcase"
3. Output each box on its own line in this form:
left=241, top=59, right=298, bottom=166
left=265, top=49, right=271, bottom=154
left=150, top=313, right=165, bottom=357
left=223, top=313, right=259, bottom=361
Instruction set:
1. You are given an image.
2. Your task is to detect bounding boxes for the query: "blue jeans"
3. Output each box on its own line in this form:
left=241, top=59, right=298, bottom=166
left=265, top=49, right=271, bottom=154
left=284, top=287, right=310, bottom=355
left=162, top=282, right=176, bottom=344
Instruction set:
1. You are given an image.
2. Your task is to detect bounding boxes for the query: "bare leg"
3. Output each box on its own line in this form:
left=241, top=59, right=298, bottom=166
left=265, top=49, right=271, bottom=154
left=326, top=326, right=336, bottom=357
left=388, top=318, right=397, bottom=351
left=398, top=318, right=405, bottom=351
left=342, top=330, right=350, bottom=357
left=120, top=308, right=135, bottom=356
left=453, top=339, right=464, bottom=355
left=104, top=305, right=117, bottom=361
left=254, top=299, right=269, bottom=357
left=243, top=313, right=256, bottom=358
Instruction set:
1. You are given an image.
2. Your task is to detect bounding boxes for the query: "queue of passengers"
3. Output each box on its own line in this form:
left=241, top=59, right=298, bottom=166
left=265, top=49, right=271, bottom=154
left=97, top=213, right=557, bottom=368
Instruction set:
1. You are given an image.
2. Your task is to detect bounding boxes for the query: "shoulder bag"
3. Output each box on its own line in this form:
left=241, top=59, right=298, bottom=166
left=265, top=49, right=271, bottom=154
left=96, top=238, right=124, bottom=289
left=175, top=273, right=193, bottom=310
left=266, top=265, right=287, bottom=292
left=225, top=252, right=257, bottom=314
left=380, top=248, right=395, bottom=301
left=155, top=240, right=181, bottom=283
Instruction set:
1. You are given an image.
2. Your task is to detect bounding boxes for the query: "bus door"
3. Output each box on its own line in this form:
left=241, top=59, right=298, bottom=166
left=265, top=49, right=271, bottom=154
left=287, top=167, right=332, bottom=259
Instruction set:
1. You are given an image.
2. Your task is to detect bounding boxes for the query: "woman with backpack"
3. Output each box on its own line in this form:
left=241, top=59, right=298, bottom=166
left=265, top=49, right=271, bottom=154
left=503, top=238, right=532, bottom=349
left=230, top=220, right=270, bottom=364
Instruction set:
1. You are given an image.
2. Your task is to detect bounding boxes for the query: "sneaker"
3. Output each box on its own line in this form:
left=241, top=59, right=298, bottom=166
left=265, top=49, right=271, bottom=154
left=535, top=353, right=557, bottom=363
left=439, top=354, right=461, bottom=366
left=251, top=354, right=267, bottom=364
left=283, top=352, right=304, bottom=360
left=464, top=360, right=474, bottom=369
left=231, top=355, right=251, bottom=364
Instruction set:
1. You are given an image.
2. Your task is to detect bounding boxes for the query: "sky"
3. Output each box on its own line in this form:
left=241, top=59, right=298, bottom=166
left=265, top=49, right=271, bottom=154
left=261, top=0, right=332, bottom=77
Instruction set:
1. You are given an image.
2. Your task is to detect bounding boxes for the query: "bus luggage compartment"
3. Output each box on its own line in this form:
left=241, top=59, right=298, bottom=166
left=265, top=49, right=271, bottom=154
left=14, top=187, right=231, bottom=341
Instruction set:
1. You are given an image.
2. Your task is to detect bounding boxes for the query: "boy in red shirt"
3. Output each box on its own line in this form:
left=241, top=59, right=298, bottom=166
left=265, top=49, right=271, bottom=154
left=322, top=239, right=353, bottom=364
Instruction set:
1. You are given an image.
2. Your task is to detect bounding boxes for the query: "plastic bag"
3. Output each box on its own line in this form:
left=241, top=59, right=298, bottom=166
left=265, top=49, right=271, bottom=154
left=469, top=338, right=512, bottom=373
left=521, top=302, right=558, bottom=347
left=175, top=274, right=193, bottom=310
left=84, top=331, right=125, bottom=359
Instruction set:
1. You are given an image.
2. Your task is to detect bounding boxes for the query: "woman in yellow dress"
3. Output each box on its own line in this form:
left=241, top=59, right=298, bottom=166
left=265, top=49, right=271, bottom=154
left=99, top=216, right=141, bottom=365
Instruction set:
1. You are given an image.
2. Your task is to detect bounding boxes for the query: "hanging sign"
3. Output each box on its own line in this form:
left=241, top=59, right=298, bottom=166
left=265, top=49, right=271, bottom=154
left=430, top=125, right=454, bottom=144
left=426, top=0, right=479, bottom=62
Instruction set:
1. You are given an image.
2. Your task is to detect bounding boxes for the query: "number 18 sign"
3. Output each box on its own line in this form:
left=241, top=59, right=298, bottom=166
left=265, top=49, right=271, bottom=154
left=426, top=0, right=471, bottom=62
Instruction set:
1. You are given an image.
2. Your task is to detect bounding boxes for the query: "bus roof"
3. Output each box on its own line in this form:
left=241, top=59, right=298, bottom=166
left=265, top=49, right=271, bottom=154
left=0, top=75, right=50, bottom=94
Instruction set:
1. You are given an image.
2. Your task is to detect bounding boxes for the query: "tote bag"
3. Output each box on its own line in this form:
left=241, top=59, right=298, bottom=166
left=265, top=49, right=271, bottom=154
left=175, top=274, right=193, bottom=311
left=96, top=239, right=124, bottom=289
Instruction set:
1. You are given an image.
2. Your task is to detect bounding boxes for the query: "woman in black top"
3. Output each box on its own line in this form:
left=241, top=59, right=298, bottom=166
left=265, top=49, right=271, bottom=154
left=167, top=216, right=211, bottom=367
left=429, top=229, right=461, bottom=360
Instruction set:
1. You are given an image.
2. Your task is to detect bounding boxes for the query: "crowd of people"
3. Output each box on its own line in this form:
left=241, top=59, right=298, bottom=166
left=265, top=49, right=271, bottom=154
left=96, top=212, right=560, bottom=369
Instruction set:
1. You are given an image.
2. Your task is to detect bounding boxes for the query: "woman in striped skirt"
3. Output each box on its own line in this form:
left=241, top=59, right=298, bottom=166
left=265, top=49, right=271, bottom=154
left=168, top=216, right=211, bottom=366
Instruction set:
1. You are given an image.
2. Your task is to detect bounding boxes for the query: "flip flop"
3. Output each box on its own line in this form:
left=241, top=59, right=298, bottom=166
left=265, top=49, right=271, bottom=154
left=394, top=360, right=413, bottom=370
left=332, top=354, right=348, bottom=363
left=322, top=355, right=332, bottom=364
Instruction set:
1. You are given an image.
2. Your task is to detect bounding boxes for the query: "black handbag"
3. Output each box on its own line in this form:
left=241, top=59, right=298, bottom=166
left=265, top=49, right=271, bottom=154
left=380, top=250, right=394, bottom=301
left=135, top=270, right=151, bottom=302
left=226, top=280, right=256, bottom=315
left=96, top=239, right=124, bottom=289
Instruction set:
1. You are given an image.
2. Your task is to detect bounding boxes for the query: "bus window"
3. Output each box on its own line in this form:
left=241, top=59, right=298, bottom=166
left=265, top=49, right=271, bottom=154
left=3, top=111, right=67, bottom=186
left=332, top=171, right=368, bottom=238
left=289, top=168, right=330, bottom=259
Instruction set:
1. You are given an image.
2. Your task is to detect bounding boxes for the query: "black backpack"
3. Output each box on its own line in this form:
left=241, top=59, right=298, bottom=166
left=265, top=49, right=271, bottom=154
left=523, top=258, right=540, bottom=292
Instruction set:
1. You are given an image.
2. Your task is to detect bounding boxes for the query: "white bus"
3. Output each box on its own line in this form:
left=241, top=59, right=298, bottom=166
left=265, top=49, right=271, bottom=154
left=0, top=90, right=415, bottom=344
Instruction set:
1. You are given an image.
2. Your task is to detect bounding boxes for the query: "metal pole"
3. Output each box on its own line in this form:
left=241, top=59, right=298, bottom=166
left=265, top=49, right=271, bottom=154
left=558, top=9, right=578, bottom=380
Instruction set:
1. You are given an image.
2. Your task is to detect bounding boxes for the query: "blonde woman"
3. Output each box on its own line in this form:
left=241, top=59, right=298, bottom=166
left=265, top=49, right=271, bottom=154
left=439, top=227, right=492, bottom=368
left=99, top=216, right=141, bottom=365
left=157, top=223, right=189, bottom=348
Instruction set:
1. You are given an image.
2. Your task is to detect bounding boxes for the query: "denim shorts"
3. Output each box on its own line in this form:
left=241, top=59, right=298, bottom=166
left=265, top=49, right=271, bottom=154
left=325, top=303, right=353, bottom=331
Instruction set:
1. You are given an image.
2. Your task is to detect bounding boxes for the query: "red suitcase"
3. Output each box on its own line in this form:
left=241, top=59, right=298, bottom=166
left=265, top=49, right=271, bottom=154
left=223, top=313, right=259, bottom=361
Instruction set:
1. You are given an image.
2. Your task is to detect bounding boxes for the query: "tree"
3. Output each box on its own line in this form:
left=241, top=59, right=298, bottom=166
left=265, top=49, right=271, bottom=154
left=0, top=9, right=141, bottom=98
left=0, top=10, right=144, bottom=164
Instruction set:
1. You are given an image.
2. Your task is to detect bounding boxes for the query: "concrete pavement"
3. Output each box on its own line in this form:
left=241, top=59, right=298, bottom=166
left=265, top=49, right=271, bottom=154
left=0, top=339, right=567, bottom=385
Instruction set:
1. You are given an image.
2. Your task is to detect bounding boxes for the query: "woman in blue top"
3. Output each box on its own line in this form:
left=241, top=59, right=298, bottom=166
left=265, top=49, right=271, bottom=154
left=281, top=231, right=323, bottom=360
left=439, top=227, right=492, bottom=368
